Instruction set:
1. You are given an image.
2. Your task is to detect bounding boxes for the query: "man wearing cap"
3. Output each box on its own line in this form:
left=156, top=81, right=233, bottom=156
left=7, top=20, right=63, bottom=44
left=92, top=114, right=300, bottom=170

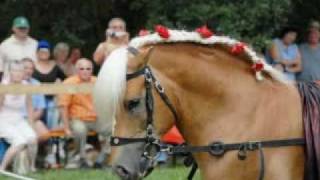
left=297, top=21, right=320, bottom=82
left=0, top=16, right=38, bottom=79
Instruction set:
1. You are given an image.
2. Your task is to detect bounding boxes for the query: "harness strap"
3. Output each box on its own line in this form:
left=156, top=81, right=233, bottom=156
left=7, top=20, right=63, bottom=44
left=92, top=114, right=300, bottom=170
left=126, top=66, right=146, bottom=80
left=110, top=136, right=157, bottom=146
left=173, top=138, right=304, bottom=180
left=258, top=144, right=265, bottom=180
left=188, top=162, right=198, bottom=180
left=169, top=138, right=304, bottom=154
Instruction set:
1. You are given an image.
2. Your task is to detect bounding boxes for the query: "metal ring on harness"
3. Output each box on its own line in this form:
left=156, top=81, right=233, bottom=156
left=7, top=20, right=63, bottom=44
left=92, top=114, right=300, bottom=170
left=142, top=141, right=161, bottom=160
left=209, top=141, right=225, bottom=156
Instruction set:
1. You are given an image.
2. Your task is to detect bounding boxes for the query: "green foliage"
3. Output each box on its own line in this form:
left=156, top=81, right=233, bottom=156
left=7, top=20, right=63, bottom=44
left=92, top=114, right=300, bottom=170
left=140, top=0, right=292, bottom=51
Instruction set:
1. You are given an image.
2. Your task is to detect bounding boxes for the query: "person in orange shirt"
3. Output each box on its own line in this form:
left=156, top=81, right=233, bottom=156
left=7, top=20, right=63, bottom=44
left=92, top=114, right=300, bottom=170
left=59, top=58, right=105, bottom=168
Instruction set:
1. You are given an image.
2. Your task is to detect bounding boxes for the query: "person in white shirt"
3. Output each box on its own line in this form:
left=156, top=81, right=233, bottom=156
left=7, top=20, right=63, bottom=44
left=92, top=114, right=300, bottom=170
left=0, top=61, right=37, bottom=172
left=0, top=16, right=38, bottom=80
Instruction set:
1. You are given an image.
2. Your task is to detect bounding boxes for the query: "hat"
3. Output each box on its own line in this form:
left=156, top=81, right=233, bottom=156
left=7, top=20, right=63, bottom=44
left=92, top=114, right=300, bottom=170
left=37, top=40, right=51, bottom=50
left=12, top=16, right=30, bottom=28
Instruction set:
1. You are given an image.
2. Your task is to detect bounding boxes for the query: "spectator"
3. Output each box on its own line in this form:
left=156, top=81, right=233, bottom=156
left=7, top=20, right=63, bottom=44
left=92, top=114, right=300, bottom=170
left=68, top=47, right=82, bottom=65
left=266, top=26, right=301, bottom=81
left=59, top=58, right=108, bottom=168
left=0, top=61, right=37, bottom=172
left=297, top=21, right=320, bottom=81
left=0, top=16, right=37, bottom=80
left=93, top=17, right=129, bottom=65
left=33, top=40, right=66, bottom=129
left=22, top=58, right=49, bottom=141
left=53, top=42, right=75, bottom=77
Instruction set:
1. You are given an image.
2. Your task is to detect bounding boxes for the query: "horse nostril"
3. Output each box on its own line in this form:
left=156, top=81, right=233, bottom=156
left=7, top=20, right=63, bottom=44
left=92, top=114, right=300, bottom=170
left=115, top=165, right=131, bottom=179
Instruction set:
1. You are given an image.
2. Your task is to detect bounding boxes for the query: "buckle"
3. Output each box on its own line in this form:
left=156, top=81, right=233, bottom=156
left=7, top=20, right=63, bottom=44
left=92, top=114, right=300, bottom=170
left=145, top=68, right=153, bottom=83
left=154, top=81, right=165, bottom=93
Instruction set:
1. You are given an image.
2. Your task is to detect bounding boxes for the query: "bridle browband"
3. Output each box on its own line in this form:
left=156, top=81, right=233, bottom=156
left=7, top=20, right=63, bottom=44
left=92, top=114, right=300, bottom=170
left=109, top=47, right=305, bottom=180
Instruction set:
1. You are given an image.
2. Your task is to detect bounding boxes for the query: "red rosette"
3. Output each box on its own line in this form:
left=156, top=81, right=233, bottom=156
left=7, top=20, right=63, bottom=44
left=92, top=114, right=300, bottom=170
left=195, top=25, right=213, bottom=38
left=138, top=29, right=150, bottom=36
left=155, top=25, right=170, bottom=39
left=251, top=61, right=264, bottom=72
left=231, top=42, right=246, bottom=55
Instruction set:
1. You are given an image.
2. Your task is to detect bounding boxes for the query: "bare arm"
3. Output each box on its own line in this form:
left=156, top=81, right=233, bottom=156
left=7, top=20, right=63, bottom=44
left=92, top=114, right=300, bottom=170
left=26, top=95, right=34, bottom=125
left=93, top=33, right=130, bottom=65
left=93, top=43, right=106, bottom=65
left=33, top=109, right=43, bottom=121
left=286, top=50, right=302, bottom=73
left=269, top=43, right=297, bottom=66
left=60, top=106, right=72, bottom=136
left=0, top=94, right=4, bottom=109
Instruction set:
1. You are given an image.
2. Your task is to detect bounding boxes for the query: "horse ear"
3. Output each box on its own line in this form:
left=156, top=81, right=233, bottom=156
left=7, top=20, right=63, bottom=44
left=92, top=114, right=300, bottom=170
left=128, top=46, right=155, bottom=72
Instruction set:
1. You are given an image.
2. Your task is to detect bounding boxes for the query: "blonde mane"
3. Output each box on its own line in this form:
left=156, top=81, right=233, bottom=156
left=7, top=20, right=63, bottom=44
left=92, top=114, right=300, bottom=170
left=94, top=29, right=286, bottom=134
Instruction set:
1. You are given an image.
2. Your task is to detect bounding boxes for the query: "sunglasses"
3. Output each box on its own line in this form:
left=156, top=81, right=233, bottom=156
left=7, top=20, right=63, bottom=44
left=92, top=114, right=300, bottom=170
left=17, top=27, right=28, bottom=30
left=79, top=67, right=92, bottom=71
left=110, top=26, right=124, bottom=29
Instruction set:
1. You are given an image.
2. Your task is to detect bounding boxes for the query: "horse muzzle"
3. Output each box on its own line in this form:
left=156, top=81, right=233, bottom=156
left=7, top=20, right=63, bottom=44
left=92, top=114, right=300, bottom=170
left=113, top=156, right=155, bottom=180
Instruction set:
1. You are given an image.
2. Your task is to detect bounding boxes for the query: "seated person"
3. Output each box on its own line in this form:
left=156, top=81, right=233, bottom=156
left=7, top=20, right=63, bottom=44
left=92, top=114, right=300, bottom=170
left=59, top=58, right=108, bottom=167
left=0, top=61, right=37, bottom=172
left=22, top=58, right=49, bottom=141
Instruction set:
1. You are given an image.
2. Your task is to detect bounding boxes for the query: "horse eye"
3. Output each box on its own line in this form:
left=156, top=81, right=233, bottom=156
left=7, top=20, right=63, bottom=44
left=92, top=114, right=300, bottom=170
left=127, top=99, right=141, bottom=111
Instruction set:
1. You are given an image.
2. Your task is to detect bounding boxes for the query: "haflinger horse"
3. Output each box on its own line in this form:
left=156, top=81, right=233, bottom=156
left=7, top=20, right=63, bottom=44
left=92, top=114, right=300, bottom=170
left=94, top=29, right=305, bottom=180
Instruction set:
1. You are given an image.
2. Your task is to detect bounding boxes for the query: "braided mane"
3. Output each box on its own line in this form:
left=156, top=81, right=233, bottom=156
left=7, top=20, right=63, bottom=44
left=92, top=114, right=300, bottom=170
left=129, top=29, right=285, bottom=82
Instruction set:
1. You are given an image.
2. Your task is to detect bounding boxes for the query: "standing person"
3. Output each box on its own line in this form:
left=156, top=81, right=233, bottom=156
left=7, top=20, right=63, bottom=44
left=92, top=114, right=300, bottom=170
left=93, top=17, right=129, bottom=65
left=53, top=42, right=75, bottom=77
left=32, top=40, right=66, bottom=129
left=22, top=58, right=49, bottom=141
left=297, top=21, right=320, bottom=82
left=59, top=58, right=109, bottom=168
left=266, top=26, right=301, bottom=81
left=0, top=61, right=37, bottom=172
left=0, top=16, right=37, bottom=79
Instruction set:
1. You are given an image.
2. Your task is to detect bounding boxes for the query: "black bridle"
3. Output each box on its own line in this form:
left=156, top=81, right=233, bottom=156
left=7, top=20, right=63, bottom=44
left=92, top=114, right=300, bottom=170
left=110, top=65, right=178, bottom=161
left=109, top=47, right=305, bottom=180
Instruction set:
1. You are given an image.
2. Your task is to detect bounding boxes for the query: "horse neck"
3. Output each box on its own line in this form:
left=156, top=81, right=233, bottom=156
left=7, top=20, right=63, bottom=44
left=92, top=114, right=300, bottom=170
left=150, top=44, right=302, bottom=146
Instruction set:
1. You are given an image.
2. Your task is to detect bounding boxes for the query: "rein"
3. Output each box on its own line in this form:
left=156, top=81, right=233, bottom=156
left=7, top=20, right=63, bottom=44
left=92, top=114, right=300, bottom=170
left=109, top=47, right=305, bottom=180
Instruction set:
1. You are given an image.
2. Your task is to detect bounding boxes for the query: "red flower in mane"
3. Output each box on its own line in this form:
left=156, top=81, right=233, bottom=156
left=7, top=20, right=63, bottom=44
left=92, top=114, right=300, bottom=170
left=231, top=42, right=246, bottom=55
left=155, top=25, right=170, bottom=39
left=251, top=61, right=264, bottom=72
left=139, top=29, right=150, bottom=36
left=195, top=25, right=213, bottom=38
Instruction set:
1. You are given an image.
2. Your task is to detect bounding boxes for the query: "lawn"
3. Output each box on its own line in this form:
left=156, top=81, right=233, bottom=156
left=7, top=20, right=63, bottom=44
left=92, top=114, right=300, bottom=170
left=0, top=166, right=201, bottom=180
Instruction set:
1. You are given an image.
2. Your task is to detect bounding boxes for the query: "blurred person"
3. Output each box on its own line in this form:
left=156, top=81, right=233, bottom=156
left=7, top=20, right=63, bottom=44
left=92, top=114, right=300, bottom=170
left=297, top=21, right=320, bottom=81
left=93, top=17, right=129, bottom=65
left=68, top=47, right=82, bottom=65
left=0, top=16, right=37, bottom=80
left=0, top=61, right=37, bottom=172
left=53, top=42, right=75, bottom=77
left=266, top=26, right=301, bottom=81
left=59, top=58, right=109, bottom=168
left=22, top=58, right=49, bottom=141
left=32, top=40, right=66, bottom=129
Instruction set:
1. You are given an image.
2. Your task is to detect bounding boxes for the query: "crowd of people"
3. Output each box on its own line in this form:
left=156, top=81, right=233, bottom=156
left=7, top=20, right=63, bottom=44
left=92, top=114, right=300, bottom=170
left=0, top=16, right=129, bottom=173
left=265, top=21, right=320, bottom=82
left=0, top=15, right=320, bottom=175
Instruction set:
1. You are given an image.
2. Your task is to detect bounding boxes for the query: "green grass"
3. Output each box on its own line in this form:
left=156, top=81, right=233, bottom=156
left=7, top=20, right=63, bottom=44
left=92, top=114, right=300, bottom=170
left=0, top=167, right=201, bottom=180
